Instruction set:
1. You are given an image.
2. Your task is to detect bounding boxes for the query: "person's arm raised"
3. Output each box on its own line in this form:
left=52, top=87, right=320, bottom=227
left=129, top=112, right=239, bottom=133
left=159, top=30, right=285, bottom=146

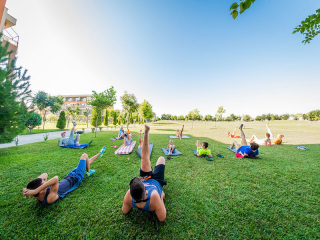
left=23, top=176, right=59, bottom=204
left=122, top=190, right=133, bottom=214
left=152, top=191, right=166, bottom=222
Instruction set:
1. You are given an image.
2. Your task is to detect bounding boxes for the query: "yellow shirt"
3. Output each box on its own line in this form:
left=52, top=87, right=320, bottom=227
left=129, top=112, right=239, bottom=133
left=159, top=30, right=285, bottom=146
left=197, top=147, right=211, bottom=156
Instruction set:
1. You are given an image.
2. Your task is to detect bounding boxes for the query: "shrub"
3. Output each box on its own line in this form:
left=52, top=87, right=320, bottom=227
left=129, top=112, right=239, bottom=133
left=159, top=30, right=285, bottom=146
left=25, top=112, right=42, bottom=133
left=56, top=111, right=66, bottom=129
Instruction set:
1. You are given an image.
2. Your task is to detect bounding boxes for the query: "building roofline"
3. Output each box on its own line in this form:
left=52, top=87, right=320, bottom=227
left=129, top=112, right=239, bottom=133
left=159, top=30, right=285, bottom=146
left=59, top=94, right=92, bottom=97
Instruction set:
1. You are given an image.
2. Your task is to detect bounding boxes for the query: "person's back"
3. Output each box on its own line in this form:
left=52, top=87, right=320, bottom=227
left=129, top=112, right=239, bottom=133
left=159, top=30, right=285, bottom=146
left=131, top=179, right=163, bottom=212
left=237, top=142, right=259, bottom=157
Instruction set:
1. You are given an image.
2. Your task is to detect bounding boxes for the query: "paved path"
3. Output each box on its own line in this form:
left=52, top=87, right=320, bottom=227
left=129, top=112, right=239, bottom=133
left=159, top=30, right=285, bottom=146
left=0, top=128, right=96, bottom=149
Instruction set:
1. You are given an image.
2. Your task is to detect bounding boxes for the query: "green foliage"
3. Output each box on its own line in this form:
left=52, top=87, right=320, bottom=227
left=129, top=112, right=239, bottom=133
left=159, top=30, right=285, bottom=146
left=161, top=114, right=172, bottom=120
left=177, top=115, right=185, bottom=120
left=112, top=110, right=118, bottom=126
left=230, top=1, right=319, bottom=44
left=32, top=91, right=63, bottom=130
left=188, top=109, right=201, bottom=120
left=205, top=115, right=213, bottom=121
left=304, top=109, right=320, bottom=121
left=255, top=115, right=262, bottom=121
left=104, top=109, right=109, bottom=126
left=56, top=111, right=66, bottom=129
left=88, top=87, right=117, bottom=137
left=0, top=38, right=32, bottom=143
left=281, top=114, right=290, bottom=120
left=25, top=112, right=42, bottom=133
left=90, top=107, right=102, bottom=127
left=293, top=9, right=320, bottom=44
left=243, top=114, right=252, bottom=122
left=139, top=100, right=153, bottom=120
left=121, top=91, right=138, bottom=128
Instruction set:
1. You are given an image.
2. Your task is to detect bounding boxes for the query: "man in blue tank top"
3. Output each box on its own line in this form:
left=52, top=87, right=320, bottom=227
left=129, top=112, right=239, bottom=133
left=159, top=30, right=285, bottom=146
left=122, top=125, right=167, bottom=222
left=22, top=147, right=105, bottom=205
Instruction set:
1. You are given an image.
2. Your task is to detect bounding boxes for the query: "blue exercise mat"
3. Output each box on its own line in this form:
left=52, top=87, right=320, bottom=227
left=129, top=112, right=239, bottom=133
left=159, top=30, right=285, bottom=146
left=60, top=141, right=92, bottom=149
left=227, top=147, right=237, bottom=153
left=162, top=148, right=182, bottom=156
left=295, top=146, right=308, bottom=150
left=169, top=135, right=191, bottom=138
left=136, top=143, right=153, bottom=158
left=193, top=149, right=213, bottom=161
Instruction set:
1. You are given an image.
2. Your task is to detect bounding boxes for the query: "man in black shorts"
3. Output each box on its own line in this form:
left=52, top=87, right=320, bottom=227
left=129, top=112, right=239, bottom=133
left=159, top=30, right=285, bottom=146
left=122, top=125, right=167, bottom=222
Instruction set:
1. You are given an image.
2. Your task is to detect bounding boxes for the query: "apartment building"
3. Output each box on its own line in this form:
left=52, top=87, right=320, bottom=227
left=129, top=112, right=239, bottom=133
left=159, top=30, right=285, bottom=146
left=0, top=0, right=18, bottom=62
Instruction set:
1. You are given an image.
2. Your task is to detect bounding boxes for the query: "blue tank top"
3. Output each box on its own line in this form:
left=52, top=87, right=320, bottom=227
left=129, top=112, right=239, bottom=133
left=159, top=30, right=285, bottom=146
left=131, top=179, right=163, bottom=212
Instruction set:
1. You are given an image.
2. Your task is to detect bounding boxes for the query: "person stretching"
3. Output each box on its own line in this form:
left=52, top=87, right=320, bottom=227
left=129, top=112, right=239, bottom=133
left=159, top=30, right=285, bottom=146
left=124, top=133, right=133, bottom=146
left=167, top=140, right=175, bottom=155
left=230, top=124, right=259, bottom=157
left=118, top=127, right=125, bottom=139
left=195, top=140, right=212, bottom=158
left=175, top=125, right=184, bottom=139
left=59, top=121, right=80, bottom=147
left=22, top=147, right=106, bottom=205
left=227, top=125, right=241, bottom=138
left=122, top=125, right=167, bottom=222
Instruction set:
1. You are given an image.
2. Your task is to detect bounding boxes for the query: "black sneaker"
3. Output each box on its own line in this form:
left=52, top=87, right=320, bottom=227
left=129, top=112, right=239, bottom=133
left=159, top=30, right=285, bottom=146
left=239, top=124, right=243, bottom=130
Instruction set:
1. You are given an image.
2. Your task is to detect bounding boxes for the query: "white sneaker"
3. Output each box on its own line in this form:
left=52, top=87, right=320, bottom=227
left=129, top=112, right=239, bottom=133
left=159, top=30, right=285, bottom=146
left=76, top=142, right=80, bottom=146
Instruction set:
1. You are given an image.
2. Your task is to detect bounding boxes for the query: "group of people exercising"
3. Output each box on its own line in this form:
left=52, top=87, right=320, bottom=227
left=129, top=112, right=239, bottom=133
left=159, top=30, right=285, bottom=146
left=23, top=123, right=283, bottom=222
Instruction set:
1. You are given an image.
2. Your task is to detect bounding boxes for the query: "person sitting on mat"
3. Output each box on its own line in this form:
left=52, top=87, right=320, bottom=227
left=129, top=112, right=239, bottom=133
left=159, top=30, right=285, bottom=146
left=59, top=121, right=81, bottom=147
left=195, top=140, right=212, bottom=158
left=22, top=147, right=106, bottom=205
left=122, top=125, right=167, bottom=222
left=124, top=133, right=133, bottom=146
left=175, top=125, right=184, bottom=139
left=230, top=124, right=259, bottom=158
left=227, top=125, right=241, bottom=138
left=118, top=127, right=126, bottom=139
left=273, top=134, right=284, bottom=145
left=167, top=140, right=175, bottom=155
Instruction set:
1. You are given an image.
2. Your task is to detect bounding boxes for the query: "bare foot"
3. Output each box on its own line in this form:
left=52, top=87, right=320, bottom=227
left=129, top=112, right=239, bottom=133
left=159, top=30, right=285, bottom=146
left=145, top=124, right=150, bottom=131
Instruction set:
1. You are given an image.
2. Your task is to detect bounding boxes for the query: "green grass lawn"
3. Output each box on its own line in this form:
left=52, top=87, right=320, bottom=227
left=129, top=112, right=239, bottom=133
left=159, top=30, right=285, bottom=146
left=20, top=129, right=63, bottom=135
left=1, top=127, right=320, bottom=239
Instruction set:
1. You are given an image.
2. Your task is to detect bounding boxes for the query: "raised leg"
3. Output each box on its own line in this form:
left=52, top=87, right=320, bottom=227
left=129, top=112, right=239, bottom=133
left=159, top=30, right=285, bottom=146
left=195, top=140, right=201, bottom=148
left=232, top=125, right=238, bottom=136
left=123, top=137, right=127, bottom=146
left=267, top=125, right=274, bottom=139
left=156, top=156, right=165, bottom=166
left=240, top=129, right=247, bottom=145
left=139, top=130, right=144, bottom=148
left=180, top=125, right=184, bottom=139
left=141, top=125, right=152, bottom=172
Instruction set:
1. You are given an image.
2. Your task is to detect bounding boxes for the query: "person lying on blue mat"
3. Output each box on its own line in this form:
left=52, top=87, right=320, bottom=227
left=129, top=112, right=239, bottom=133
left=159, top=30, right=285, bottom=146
left=59, top=121, right=81, bottom=147
left=122, top=124, right=167, bottom=222
left=230, top=124, right=260, bottom=158
left=167, top=140, right=176, bottom=155
left=196, top=140, right=212, bottom=157
left=175, top=125, right=184, bottom=140
left=22, top=147, right=105, bottom=205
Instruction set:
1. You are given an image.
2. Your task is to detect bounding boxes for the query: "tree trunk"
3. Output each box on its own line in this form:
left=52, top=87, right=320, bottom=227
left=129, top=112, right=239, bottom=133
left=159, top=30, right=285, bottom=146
left=87, top=115, right=88, bottom=128
left=95, top=110, right=100, bottom=138
left=126, top=112, right=130, bottom=130
left=42, top=111, right=47, bottom=131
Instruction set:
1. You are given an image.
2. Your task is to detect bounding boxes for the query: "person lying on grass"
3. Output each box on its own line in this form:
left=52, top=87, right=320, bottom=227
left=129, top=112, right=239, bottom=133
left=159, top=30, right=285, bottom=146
left=22, top=147, right=105, bottom=205
left=122, top=124, right=167, bottom=222
left=118, top=127, right=125, bottom=139
left=124, top=133, right=133, bottom=146
left=230, top=124, right=259, bottom=158
left=175, top=125, right=184, bottom=139
left=195, top=140, right=212, bottom=158
left=167, top=140, right=175, bottom=155
left=59, top=121, right=81, bottom=147
left=227, top=125, right=241, bottom=138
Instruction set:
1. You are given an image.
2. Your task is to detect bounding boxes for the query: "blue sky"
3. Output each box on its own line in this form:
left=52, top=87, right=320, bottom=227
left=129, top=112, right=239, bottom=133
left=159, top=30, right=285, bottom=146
left=6, top=0, right=320, bottom=117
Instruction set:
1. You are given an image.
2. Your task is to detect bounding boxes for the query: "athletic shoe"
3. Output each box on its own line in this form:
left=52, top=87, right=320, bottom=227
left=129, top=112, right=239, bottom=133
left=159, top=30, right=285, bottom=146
left=239, top=124, right=243, bottom=130
left=76, top=142, right=80, bottom=146
left=72, top=121, right=77, bottom=126
left=99, top=146, right=106, bottom=157
left=86, top=169, right=96, bottom=176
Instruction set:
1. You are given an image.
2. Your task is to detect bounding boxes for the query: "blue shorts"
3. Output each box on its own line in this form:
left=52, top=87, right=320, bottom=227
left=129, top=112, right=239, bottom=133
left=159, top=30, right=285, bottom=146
left=66, top=159, right=86, bottom=183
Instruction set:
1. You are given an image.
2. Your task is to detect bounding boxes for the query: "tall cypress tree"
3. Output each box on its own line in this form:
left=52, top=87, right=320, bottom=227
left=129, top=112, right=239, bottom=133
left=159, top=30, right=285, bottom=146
left=104, top=109, right=109, bottom=126
left=56, top=111, right=66, bottom=129
left=0, top=36, right=32, bottom=143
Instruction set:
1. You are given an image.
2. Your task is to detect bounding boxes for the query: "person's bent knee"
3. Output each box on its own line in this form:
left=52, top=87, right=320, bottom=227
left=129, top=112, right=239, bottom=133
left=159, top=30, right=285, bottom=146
left=81, top=153, right=88, bottom=160
left=156, top=156, right=165, bottom=165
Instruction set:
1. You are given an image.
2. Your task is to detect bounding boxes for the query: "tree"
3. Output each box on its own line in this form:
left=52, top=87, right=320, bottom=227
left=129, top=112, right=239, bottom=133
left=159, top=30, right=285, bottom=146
left=90, top=106, right=102, bottom=129
left=217, top=106, right=226, bottom=121
left=121, top=91, right=138, bottom=129
left=255, top=115, right=262, bottom=121
left=281, top=114, right=290, bottom=120
left=83, top=109, right=90, bottom=128
left=112, top=110, right=119, bottom=126
left=0, top=38, right=32, bottom=143
left=25, top=112, right=42, bottom=133
left=205, top=115, right=213, bottom=121
left=88, top=87, right=117, bottom=138
left=229, top=1, right=320, bottom=44
left=243, top=115, right=252, bottom=122
left=56, top=111, right=66, bottom=129
left=104, top=109, right=109, bottom=127
left=139, top=100, right=153, bottom=121
left=32, top=91, right=63, bottom=130
left=177, top=115, right=185, bottom=120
